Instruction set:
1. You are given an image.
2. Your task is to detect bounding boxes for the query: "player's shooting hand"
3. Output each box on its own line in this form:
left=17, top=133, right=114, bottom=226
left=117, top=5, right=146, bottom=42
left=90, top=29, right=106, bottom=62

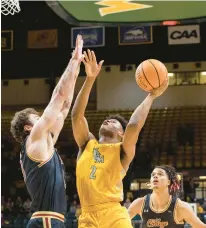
left=72, top=34, right=84, bottom=62
left=150, top=78, right=169, bottom=98
left=82, top=49, right=104, bottom=79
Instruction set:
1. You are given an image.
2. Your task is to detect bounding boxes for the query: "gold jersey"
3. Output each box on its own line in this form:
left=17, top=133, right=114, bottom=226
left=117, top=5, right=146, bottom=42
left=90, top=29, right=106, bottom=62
left=76, top=139, right=126, bottom=207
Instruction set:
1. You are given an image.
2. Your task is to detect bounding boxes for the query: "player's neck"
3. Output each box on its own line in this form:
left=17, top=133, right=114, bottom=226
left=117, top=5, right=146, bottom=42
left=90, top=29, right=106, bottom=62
left=151, top=189, right=171, bottom=210
left=98, top=135, right=120, bottom=144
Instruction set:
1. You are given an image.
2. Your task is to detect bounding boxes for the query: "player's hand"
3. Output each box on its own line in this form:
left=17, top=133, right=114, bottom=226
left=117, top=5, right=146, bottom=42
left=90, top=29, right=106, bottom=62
left=82, top=49, right=104, bottom=79
left=150, top=78, right=169, bottom=98
left=72, top=34, right=84, bottom=62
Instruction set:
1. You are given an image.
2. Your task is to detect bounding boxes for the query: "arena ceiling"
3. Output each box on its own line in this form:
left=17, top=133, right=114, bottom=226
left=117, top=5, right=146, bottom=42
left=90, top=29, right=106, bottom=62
left=46, top=1, right=206, bottom=26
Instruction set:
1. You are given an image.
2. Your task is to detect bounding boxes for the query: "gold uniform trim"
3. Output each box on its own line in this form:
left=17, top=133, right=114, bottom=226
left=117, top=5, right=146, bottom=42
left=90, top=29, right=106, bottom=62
left=38, top=150, right=55, bottom=168
left=27, top=151, right=44, bottom=162
left=150, top=195, right=172, bottom=213
left=174, top=199, right=184, bottom=224
left=140, top=196, right=146, bottom=219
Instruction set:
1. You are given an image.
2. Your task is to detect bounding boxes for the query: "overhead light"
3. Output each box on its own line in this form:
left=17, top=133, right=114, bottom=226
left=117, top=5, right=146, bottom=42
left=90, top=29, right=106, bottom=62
left=168, top=73, right=174, bottom=77
left=200, top=71, right=206, bottom=76
left=199, top=176, right=206, bottom=180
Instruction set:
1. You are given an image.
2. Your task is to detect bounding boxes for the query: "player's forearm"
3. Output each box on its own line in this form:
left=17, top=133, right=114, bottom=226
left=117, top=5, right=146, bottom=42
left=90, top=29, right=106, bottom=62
left=52, top=59, right=79, bottom=101
left=72, top=77, right=95, bottom=118
left=128, top=94, right=155, bottom=128
left=60, top=62, right=81, bottom=119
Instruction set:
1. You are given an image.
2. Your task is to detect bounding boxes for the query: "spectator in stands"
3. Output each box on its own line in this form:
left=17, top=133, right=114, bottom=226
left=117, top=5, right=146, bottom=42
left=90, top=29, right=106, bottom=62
left=197, top=203, right=205, bottom=214
left=70, top=200, right=77, bottom=214
left=23, top=198, right=31, bottom=212
left=124, top=198, right=132, bottom=209
left=5, top=197, right=14, bottom=212
left=1, top=213, right=4, bottom=225
left=15, top=196, right=23, bottom=209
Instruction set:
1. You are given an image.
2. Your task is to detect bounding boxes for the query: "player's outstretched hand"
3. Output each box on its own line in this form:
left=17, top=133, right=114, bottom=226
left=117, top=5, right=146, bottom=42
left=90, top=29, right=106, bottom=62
left=150, top=78, right=169, bottom=98
left=82, top=49, right=104, bottom=79
left=72, top=34, right=84, bottom=62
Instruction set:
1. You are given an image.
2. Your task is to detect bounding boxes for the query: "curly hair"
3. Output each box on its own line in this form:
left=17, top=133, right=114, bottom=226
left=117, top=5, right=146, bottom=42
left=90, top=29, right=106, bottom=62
left=106, top=114, right=128, bottom=131
left=10, top=108, right=39, bottom=144
left=155, top=165, right=181, bottom=197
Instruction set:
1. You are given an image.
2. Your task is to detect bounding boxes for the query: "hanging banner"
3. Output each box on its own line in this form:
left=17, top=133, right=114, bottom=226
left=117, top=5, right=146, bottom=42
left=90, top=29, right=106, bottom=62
left=118, top=26, right=153, bottom=45
left=71, top=26, right=105, bottom=48
left=1, top=30, right=13, bottom=51
left=28, top=29, right=58, bottom=49
left=168, top=25, right=200, bottom=45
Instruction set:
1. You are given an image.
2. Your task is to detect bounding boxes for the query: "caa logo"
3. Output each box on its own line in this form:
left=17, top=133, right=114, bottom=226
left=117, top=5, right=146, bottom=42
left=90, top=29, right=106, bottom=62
left=170, top=30, right=198, bottom=40
left=168, top=25, right=200, bottom=45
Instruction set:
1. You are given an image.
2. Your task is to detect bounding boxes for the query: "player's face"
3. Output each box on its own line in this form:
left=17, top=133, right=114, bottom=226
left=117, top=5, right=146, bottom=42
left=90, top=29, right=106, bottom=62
left=150, top=168, right=170, bottom=190
left=24, top=113, right=40, bottom=132
left=29, top=114, right=40, bottom=125
left=99, top=119, right=123, bottom=136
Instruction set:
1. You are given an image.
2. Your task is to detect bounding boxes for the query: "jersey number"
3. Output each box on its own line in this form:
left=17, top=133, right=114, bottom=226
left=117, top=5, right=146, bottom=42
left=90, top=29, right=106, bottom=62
left=89, top=165, right=97, bottom=179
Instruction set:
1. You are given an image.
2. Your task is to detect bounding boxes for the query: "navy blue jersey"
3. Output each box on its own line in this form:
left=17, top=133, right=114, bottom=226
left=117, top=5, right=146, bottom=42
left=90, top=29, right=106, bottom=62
left=141, top=194, right=185, bottom=228
left=20, top=138, right=67, bottom=215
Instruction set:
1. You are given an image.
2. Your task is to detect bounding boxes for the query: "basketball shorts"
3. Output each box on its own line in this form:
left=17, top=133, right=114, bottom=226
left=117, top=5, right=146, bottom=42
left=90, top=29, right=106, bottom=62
left=27, top=211, right=65, bottom=228
left=78, top=202, right=133, bottom=228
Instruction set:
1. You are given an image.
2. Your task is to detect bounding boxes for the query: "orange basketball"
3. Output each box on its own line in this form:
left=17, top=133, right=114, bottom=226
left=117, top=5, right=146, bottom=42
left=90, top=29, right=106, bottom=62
left=135, top=59, right=168, bottom=92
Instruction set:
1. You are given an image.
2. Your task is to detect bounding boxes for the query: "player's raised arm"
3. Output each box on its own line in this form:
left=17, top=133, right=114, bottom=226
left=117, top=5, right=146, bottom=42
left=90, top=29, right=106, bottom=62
left=71, top=50, right=104, bottom=149
left=177, top=200, right=206, bottom=228
left=49, top=43, right=83, bottom=144
left=122, top=79, right=168, bottom=163
left=30, top=35, right=83, bottom=142
left=127, top=197, right=145, bottom=219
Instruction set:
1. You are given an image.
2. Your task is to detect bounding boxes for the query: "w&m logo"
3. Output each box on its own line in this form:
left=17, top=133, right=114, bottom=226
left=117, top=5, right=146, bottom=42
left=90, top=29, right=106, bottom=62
left=93, top=148, right=104, bottom=163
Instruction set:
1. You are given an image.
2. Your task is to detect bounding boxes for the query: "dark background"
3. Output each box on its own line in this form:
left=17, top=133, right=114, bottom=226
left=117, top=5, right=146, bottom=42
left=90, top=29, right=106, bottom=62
left=2, top=1, right=206, bottom=79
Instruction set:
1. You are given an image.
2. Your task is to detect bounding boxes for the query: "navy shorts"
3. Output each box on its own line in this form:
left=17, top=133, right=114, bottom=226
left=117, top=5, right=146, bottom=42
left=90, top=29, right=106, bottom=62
left=27, top=211, right=65, bottom=228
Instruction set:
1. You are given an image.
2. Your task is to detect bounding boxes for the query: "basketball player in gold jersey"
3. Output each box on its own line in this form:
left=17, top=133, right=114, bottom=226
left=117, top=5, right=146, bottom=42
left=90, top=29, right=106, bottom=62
left=71, top=50, right=168, bottom=228
left=128, top=165, right=206, bottom=228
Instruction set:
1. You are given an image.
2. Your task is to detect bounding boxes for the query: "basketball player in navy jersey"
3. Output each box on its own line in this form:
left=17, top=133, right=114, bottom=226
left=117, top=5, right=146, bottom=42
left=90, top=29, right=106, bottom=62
left=128, top=165, right=206, bottom=228
left=10, top=35, right=84, bottom=228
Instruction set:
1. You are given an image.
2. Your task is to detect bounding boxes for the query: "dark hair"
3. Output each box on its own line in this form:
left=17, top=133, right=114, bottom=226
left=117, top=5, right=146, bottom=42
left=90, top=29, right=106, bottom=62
left=155, top=165, right=181, bottom=196
left=10, top=108, right=39, bottom=144
left=106, top=114, right=128, bottom=131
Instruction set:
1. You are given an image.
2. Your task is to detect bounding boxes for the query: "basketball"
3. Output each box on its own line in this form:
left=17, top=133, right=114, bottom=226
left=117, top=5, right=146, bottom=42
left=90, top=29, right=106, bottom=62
left=135, top=59, right=168, bottom=92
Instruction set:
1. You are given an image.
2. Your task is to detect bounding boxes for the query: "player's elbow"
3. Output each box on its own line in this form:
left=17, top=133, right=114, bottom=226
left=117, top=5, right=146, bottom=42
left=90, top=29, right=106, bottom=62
left=127, top=208, right=135, bottom=219
left=55, top=85, right=67, bottom=100
left=71, top=108, right=83, bottom=120
left=127, top=120, right=143, bottom=130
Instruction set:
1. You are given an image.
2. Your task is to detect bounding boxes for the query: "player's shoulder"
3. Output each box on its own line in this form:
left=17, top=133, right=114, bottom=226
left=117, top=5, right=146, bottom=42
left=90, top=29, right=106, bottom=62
left=133, top=196, right=146, bottom=206
left=176, top=199, right=189, bottom=209
left=133, top=196, right=147, bottom=215
left=176, top=199, right=193, bottom=215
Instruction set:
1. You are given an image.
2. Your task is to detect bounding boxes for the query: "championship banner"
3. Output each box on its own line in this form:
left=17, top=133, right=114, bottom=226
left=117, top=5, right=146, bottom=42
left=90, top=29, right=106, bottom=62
left=168, top=25, right=200, bottom=45
left=71, top=26, right=105, bottom=48
left=118, top=26, right=153, bottom=45
left=1, top=30, right=13, bottom=51
left=28, top=29, right=58, bottom=49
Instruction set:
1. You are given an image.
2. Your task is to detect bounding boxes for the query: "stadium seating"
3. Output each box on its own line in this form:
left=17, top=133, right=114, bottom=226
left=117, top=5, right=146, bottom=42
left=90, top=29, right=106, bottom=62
left=2, top=106, right=206, bottom=169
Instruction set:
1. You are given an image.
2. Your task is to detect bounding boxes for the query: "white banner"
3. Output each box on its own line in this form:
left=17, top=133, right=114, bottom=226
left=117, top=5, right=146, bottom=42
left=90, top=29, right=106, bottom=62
left=168, top=25, right=200, bottom=45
